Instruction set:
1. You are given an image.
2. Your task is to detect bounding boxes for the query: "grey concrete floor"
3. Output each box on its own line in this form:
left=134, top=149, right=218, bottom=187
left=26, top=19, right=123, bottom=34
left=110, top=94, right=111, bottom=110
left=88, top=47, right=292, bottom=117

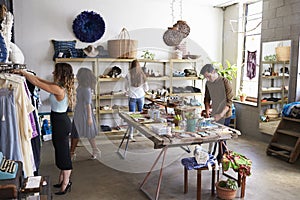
left=38, top=134, right=300, bottom=200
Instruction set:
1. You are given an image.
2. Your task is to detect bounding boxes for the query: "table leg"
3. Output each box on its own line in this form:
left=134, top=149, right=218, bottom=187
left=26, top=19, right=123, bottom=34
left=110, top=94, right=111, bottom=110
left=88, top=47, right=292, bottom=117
left=117, top=127, right=130, bottom=159
left=184, top=168, right=188, bottom=194
left=240, top=175, right=246, bottom=198
left=211, top=168, right=215, bottom=195
left=140, top=146, right=168, bottom=200
left=197, top=170, right=202, bottom=200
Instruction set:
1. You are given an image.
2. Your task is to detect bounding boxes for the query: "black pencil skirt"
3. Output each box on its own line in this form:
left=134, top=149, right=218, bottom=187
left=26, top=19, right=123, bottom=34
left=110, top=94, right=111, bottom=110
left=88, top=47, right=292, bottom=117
left=50, top=111, right=72, bottom=170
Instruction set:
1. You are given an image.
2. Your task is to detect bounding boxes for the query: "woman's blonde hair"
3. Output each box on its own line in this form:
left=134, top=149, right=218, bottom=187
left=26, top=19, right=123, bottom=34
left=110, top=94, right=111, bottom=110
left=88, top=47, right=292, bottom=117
left=129, top=59, right=147, bottom=87
left=53, top=63, right=75, bottom=109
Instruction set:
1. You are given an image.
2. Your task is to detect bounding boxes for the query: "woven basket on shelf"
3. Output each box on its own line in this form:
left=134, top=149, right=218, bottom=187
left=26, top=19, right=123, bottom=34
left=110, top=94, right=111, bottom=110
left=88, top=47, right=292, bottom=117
left=275, top=46, right=290, bottom=61
left=107, top=28, right=138, bottom=58
left=215, top=181, right=237, bottom=200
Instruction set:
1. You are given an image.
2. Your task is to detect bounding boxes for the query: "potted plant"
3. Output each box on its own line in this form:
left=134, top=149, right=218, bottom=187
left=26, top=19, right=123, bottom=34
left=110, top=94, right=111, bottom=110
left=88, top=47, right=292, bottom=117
left=140, top=50, right=155, bottom=75
left=212, top=60, right=238, bottom=81
left=215, top=178, right=238, bottom=200
left=238, top=89, right=247, bottom=102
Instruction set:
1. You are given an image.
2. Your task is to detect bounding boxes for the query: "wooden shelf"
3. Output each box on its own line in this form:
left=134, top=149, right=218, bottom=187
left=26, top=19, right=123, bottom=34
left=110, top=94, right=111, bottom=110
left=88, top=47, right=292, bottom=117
left=98, top=77, right=124, bottom=82
left=172, top=77, right=201, bottom=80
left=56, top=58, right=203, bottom=131
left=147, top=76, right=170, bottom=81
left=98, top=94, right=127, bottom=100
left=266, top=117, right=300, bottom=163
left=261, top=89, right=288, bottom=94
left=261, top=75, right=289, bottom=79
left=261, top=100, right=288, bottom=106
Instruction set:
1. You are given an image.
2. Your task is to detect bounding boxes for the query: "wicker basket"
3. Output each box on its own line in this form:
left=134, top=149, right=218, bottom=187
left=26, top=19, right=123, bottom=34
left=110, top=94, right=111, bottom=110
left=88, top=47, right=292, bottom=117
left=276, top=46, right=290, bottom=61
left=107, top=28, right=138, bottom=58
left=265, top=108, right=279, bottom=119
left=215, top=181, right=237, bottom=200
left=107, top=39, right=137, bottom=58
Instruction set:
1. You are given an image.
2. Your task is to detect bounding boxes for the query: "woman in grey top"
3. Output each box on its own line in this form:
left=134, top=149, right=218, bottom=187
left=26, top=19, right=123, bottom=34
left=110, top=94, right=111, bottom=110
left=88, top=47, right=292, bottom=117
left=70, top=68, right=100, bottom=160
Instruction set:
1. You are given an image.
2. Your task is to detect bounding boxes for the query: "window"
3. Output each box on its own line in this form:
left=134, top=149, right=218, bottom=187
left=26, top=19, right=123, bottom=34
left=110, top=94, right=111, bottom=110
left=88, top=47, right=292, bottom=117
left=240, top=1, right=262, bottom=99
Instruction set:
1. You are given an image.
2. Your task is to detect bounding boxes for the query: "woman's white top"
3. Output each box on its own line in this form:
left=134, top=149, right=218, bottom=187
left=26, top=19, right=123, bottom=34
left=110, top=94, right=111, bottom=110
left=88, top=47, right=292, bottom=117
left=125, top=74, right=149, bottom=98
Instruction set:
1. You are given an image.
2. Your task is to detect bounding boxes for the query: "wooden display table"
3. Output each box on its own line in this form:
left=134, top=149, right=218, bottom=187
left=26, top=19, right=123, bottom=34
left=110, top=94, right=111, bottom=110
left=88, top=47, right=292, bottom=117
left=117, top=111, right=241, bottom=200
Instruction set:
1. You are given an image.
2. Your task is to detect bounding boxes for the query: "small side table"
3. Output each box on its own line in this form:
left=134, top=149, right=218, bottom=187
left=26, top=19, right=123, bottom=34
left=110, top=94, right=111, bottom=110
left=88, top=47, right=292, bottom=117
left=20, top=176, right=52, bottom=200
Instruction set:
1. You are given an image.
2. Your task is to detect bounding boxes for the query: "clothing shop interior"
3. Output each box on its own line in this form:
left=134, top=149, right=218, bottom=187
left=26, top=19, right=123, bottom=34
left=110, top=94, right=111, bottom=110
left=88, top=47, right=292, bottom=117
left=0, top=0, right=300, bottom=199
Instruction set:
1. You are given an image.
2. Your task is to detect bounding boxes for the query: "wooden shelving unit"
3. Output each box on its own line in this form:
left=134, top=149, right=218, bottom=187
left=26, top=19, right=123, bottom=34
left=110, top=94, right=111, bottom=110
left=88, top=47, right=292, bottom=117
left=266, top=117, right=300, bottom=163
left=56, top=57, right=203, bottom=135
left=259, top=61, right=290, bottom=134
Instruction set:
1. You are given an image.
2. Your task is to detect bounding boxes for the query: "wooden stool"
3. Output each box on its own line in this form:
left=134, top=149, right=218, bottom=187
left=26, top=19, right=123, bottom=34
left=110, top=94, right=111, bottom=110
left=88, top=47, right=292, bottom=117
left=181, top=157, right=216, bottom=200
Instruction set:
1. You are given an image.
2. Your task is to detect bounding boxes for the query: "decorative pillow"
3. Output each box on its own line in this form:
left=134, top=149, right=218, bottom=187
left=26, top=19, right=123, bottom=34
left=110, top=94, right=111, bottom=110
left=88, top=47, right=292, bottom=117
left=52, top=40, right=76, bottom=60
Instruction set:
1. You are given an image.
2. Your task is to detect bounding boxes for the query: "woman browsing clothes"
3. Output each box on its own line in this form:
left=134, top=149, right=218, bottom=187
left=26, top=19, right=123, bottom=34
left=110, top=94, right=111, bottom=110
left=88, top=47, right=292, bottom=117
left=125, top=59, right=149, bottom=141
left=14, top=63, right=75, bottom=195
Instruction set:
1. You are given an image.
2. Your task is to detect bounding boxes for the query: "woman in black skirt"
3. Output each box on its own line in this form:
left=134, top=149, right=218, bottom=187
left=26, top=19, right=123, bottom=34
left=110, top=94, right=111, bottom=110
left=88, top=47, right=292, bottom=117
left=14, top=63, right=75, bottom=195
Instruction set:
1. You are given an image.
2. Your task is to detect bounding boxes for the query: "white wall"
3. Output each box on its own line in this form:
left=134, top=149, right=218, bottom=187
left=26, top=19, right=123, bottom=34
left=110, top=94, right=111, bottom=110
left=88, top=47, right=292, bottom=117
left=13, top=0, right=223, bottom=107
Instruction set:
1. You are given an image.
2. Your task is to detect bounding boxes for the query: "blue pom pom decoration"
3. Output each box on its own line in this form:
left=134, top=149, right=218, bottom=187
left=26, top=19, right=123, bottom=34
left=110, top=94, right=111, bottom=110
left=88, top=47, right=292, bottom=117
left=72, top=11, right=105, bottom=43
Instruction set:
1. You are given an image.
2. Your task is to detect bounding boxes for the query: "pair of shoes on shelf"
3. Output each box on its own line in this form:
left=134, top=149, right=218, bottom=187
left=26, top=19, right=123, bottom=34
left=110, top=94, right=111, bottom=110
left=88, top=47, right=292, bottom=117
left=91, top=148, right=101, bottom=159
left=70, top=152, right=76, bottom=161
left=55, top=181, right=72, bottom=195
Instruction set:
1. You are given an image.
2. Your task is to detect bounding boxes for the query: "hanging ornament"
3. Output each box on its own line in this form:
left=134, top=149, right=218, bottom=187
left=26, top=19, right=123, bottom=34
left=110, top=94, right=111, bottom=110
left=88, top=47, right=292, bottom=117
left=173, top=20, right=190, bottom=38
left=163, top=27, right=185, bottom=46
left=163, top=0, right=190, bottom=46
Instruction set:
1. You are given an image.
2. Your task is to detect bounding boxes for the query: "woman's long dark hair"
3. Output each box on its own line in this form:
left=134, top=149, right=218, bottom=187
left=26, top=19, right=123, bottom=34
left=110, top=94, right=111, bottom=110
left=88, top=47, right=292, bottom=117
left=53, top=62, right=75, bottom=109
left=129, top=59, right=147, bottom=87
left=76, top=68, right=96, bottom=90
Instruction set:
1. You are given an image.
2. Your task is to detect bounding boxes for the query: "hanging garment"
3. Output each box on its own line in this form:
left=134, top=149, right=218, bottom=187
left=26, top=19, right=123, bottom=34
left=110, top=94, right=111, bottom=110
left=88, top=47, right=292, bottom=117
left=247, top=51, right=257, bottom=80
left=0, top=88, right=23, bottom=162
left=0, top=74, right=36, bottom=177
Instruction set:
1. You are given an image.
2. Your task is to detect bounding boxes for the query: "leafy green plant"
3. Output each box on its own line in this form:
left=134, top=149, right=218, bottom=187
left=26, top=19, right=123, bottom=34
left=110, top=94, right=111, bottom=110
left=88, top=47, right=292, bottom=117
left=141, top=50, right=155, bottom=60
left=238, top=89, right=247, bottom=97
left=218, top=178, right=238, bottom=190
left=141, top=50, right=155, bottom=69
left=264, top=54, right=276, bottom=62
left=212, top=60, right=238, bottom=81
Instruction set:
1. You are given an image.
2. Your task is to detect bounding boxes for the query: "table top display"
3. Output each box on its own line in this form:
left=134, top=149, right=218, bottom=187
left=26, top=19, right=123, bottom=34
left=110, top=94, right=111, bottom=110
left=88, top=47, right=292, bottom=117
left=119, top=111, right=241, bottom=149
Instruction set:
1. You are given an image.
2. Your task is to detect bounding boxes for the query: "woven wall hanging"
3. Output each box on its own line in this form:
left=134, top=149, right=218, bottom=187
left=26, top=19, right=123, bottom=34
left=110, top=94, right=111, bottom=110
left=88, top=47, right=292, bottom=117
left=72, top=11, right=105, bottom=43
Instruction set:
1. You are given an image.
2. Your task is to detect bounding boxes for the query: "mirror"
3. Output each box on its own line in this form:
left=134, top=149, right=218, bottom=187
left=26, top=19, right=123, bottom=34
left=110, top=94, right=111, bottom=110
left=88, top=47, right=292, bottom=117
left=259, top=40, right=291, bottom=135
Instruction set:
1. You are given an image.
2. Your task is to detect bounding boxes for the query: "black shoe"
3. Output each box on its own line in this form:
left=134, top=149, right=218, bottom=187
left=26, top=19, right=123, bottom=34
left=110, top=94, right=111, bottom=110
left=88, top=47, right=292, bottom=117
left=53, top=182, right=62, bottom=188
left=55, top=182, right=72, bottom=195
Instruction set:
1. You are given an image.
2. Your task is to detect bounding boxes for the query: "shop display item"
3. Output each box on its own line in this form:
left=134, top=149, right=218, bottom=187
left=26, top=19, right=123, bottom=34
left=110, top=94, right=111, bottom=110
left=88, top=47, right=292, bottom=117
left=72, top=10, right=105, bottom=43
left=83, top=45, right=99, bottom=57
left=107, top=28, right=138, bottom=58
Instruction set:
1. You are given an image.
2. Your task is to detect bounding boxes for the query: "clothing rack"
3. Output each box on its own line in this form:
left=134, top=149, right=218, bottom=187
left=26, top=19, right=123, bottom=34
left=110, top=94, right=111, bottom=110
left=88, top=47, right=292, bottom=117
left=0, top=63, right=27, bottom=73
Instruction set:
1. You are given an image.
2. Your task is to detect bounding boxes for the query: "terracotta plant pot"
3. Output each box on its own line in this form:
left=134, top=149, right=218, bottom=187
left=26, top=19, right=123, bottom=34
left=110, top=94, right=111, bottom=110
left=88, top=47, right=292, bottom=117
left=240, top=95, right=246, bottom=102
left=215, top=181, right=237, bottom=200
